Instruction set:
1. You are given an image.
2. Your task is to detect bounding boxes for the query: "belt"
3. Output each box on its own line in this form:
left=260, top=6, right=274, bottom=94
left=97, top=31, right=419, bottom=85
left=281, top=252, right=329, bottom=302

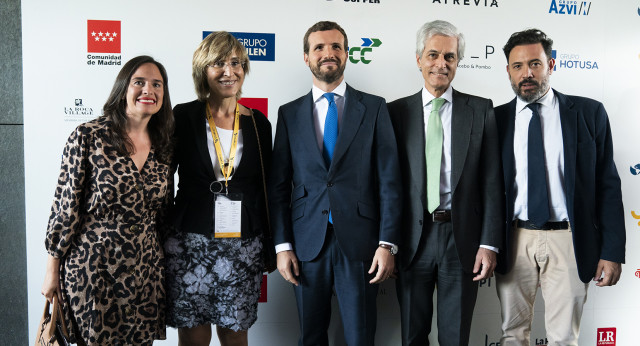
left=515, top=219, right=569, bottom=230
left=431, top=210, right=451, bottom=222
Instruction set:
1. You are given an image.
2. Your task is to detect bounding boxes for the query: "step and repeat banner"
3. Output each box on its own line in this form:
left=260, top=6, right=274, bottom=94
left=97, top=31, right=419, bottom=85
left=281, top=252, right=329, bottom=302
left=22, top=0, right=640, bottom=345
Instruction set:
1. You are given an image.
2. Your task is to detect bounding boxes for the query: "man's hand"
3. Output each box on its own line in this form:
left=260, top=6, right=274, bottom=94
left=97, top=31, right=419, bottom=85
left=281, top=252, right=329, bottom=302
left=368, top=247, right=395, bottom=284
left=472, top=247, right=497, bottom=281
left=593, top=259, right=622, bottom=287
left=277, top=250, right=300, bottom=286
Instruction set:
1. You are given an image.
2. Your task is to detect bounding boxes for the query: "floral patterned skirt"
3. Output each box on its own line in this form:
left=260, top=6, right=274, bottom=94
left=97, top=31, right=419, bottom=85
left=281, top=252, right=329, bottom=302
left=163, top=232, right=263, bottom=331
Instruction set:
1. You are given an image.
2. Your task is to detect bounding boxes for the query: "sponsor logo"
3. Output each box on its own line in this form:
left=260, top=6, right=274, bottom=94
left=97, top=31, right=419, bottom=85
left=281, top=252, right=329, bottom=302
left=343, top=0, right=380, bottom=3
left=484, top=334, right=501, bottom=345
left=259, top=274, right=268, bottom=303
left=535, top=338, right=548, bottom=345
left=549, top=0, right=591, bottom=16
left=348, top=38, right=382, bottom=64
left=551, top=50, right=599, bottom=71
left=63, top=98, right=95, bottom=122
left=630, top=164, right=640, bottom=175
left=458, top=45, right=496, bottom=70
left=238, top=98, right=268, bottom=118
left=631, top=211, right=640, bottom=226
left=87, top=20, right=122, bottom=66
left=597, top=327, right=616, bottom=345
left=204, top=31, right=276, bottom=61
left=635, top=269, right=640, bottom=278
left=432, top=0, right=499, bottom=7
left=478, top=277, right=492, bottom=287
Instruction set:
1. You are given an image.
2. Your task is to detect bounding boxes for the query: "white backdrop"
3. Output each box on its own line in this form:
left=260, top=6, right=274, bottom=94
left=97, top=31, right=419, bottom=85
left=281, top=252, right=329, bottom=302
left=22, top=0, right=640, bottom=345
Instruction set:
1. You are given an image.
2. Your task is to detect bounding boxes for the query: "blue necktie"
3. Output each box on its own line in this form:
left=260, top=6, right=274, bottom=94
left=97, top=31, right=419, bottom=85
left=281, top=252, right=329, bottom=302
left=527, top=102, right=550, bottom=227
left=323, top=93, right=338, bottom=223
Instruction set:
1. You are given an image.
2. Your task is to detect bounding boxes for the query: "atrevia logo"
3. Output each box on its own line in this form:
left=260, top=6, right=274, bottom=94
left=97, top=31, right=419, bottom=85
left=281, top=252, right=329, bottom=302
left=551, top=50, right=599, bottom=71
left=631, top=211, right=640, bottom=226
left=86, top=20, right=122, bottom=66
left=630, top=163, right=640, bottom=175
left=203, top=31, right=275, bottom=61
left=432, top=0, right=498, bottom=7
left=549, top=0, right=591, bottom=16
left=348, top=38, right=382, bottom=64
left=596, top=327, right=616, bottom=345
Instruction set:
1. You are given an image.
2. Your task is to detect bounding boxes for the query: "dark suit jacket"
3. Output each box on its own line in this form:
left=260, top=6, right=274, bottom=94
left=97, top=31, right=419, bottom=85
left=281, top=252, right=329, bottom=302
left=172, top=100, right=272, bottom=238
left=495, top=89, right=626, bottom=283
left=269, top=84, right=402, bottom=262
left=388, top=89, right=504, bottom=272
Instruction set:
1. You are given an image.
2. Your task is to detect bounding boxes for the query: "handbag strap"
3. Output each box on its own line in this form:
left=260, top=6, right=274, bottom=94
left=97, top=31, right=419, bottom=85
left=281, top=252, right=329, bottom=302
left=51, top=294, right=69, bottom=338
left=249, top=110, right=271, bottom=238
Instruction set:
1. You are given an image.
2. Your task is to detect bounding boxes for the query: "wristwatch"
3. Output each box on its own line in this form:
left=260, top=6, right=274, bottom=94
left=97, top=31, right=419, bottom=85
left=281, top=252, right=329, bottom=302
left=379, top=243, right=398, bottom=256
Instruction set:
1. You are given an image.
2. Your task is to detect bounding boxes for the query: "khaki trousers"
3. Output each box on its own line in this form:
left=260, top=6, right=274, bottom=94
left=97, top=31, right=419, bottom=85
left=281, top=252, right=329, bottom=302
left=496, top=226, right=589, bottom=346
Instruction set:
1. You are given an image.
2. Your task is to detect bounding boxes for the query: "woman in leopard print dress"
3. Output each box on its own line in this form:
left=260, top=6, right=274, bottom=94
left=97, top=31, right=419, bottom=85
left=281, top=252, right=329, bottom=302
left=41, top=55, right=174, bottom=345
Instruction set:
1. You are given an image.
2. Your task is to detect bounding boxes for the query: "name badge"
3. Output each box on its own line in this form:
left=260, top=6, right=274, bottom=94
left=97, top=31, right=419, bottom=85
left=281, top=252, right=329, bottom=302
left=214, top=193, right=242, bottom=238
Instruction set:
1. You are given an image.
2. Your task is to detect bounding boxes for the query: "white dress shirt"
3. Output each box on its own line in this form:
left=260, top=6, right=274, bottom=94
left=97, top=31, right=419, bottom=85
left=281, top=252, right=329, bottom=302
left=512, top=89, right=568, bottom=222
left=206, top=125, right=243, bottom=181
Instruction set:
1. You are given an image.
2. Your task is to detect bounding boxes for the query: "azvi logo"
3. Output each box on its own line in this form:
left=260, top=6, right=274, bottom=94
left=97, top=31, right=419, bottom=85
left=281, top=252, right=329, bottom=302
left=549, top=0, right=591, bottom=16
left=348, top=38, right=381, bottom=64
left=596, top=327, right=616, bottom=345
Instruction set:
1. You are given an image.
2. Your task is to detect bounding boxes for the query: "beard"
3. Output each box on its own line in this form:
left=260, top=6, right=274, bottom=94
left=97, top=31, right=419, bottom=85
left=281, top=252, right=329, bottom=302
left=310, top=58, right=345, bottom=84
left=511, top=75, right=550, bottom=103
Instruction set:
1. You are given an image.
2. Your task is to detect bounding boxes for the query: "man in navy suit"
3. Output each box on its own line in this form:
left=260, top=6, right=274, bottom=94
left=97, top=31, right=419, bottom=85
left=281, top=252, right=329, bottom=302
left=494, top=28, right=626, bottom=345
left=388, top=20, right=503, bottom=346
left=269, top=21, right=402, bottom=345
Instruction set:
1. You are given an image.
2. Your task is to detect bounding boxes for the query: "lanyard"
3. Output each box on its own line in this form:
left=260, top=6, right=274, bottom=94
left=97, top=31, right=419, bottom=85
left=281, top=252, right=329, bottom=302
left=206, top=102, right=240, bottom=193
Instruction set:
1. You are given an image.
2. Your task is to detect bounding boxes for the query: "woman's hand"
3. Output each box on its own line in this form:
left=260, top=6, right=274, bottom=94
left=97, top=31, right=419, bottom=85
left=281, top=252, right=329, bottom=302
left=41, top=255, right=62, bottom=304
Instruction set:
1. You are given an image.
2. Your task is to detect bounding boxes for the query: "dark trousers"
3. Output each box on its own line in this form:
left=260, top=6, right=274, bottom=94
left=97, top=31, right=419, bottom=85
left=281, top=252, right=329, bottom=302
left=293, top=226, right=379, bottom=346
left=396, top=220, right=479, bottom=346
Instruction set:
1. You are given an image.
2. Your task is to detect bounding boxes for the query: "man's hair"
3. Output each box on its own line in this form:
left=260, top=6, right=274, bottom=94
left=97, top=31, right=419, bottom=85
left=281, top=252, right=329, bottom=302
left=503, top=28, right=553, bottom=62
left=303, top=21, right=348, bottom=54
left=416, top=20, right=465, bottom=61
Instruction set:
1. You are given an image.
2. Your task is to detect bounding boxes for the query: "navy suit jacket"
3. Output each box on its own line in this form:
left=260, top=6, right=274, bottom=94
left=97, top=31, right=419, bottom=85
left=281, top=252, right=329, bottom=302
left=494, top=89, right=626, bottom=283
left=388, top=89, right=504, bottom=272
left=269, top=84, right=402, bottom=262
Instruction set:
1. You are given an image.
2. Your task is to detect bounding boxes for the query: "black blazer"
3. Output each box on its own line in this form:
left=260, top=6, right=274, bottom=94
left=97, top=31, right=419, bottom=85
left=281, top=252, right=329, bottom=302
left=494, top=89, right=626, bottom=282
left=388, top=89, right=504, bottom=272
left=172, top=100, right=272, bottom=238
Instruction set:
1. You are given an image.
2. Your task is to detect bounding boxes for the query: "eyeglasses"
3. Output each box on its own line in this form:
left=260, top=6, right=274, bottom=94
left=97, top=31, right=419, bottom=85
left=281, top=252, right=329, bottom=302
left=206, top=59, right=245, bottom=71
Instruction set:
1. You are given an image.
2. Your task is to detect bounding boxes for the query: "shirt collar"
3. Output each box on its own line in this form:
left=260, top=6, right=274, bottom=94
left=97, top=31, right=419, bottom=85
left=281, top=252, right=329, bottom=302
left=516, top=88, right=555, bottom=113
left=421, top=85, right=453, bottom=107
left=312, top=80, right=347, bottom=103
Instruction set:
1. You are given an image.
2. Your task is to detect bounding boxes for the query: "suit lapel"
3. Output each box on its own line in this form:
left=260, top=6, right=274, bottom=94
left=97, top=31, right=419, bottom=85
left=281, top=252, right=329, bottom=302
left=500, top=98, right=517, bottom=209
left=556, top=90, right=577, bottom=214
left=191, top=101, right=216, bottom=177
left=330, top=85, right=365, bottom=172
left=291, top=91, right=327, bottom=170
left=450, top=89, right=473, bottom=194
left=404, top=91, right=427, bottom=205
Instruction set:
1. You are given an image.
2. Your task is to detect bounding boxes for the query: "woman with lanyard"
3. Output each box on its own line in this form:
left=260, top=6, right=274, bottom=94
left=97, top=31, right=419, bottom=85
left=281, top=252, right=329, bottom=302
left=164, top=31, right=272, bottom=346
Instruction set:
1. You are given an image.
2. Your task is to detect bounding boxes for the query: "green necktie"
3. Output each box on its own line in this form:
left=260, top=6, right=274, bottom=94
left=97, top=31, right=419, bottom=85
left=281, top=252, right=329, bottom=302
left=426, top=97, right=446, bottom=213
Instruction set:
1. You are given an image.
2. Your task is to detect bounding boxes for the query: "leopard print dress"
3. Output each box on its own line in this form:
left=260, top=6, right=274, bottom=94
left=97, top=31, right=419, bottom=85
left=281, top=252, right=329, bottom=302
left=45, top=116, right=169, bottom=345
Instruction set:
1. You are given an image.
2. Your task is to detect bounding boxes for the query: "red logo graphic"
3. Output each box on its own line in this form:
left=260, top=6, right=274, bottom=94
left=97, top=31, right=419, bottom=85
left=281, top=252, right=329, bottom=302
left=635, top=269, right=640, bottom=278
left=258, top=274, right=268, bottom=303
left=87, top=20, right=121, bottom=53
left=597, top=328, right=616, bottom=345
left=238, top=98, right=268, bottom=118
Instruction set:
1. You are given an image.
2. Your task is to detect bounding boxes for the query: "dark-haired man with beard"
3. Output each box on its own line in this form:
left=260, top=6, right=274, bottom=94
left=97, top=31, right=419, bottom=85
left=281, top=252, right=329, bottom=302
left=269, top=21, right=401, bottom=345
left=494, top=28, right=626, bottom=345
